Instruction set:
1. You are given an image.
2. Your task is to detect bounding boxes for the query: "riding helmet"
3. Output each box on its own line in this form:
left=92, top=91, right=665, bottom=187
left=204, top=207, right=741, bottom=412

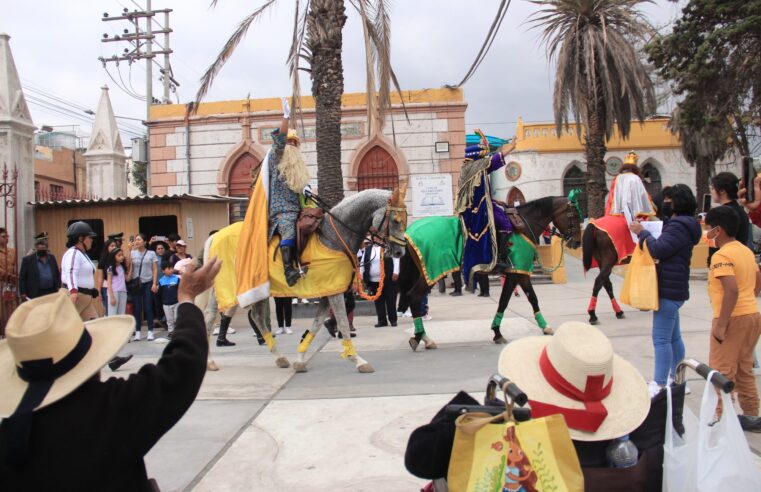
left=66, top=221, right=97, bottom=239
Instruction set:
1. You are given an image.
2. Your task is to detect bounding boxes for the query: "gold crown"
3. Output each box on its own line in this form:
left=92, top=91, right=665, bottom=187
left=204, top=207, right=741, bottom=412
left=286, top=129, right=300, bottom=144
left=624, top=151, right=639, bottom=165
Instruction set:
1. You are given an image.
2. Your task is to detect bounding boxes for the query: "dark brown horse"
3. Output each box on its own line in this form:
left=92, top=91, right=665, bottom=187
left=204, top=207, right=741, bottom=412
left=581, top=224, right=627, bottom=324
left=397, top=196, right=582, bottom=350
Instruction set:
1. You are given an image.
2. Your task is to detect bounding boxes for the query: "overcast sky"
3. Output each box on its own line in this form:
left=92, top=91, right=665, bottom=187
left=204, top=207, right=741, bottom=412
left=4, top=0, right=686, bottom=145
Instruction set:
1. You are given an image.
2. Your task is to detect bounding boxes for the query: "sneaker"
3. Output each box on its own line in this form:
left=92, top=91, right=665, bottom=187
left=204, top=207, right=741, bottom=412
left=212, top=324, right=221, bottom=335
left=738, top=415, right=761, bottom=433
left=292, top=298, right=298, bottom=305
left=423, top=314, right=432, bottom=321
left=216, top=338, right=236, bottom=347
left=647, top=381, right=663, bottom=398
left=402, top=309, right=412, bottom=318
left=228, top=328, right=236, bottom=335
left=285, top=327, right=293, bottom=334
left=449, top=291, right=463, bottom=297
left=133, top=332, right=141, bottom=342
left=147, top=331, right=155, bottom=341
left=274, top=327, right=285, bottom=335
left=108, top=354, right=133, bottom=372
left=301, top=298, right=309, bottom=304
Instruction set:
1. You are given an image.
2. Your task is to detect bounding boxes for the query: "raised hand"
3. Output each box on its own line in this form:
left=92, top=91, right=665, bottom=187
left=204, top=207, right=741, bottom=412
left=177, top=257, right=222, bottom=304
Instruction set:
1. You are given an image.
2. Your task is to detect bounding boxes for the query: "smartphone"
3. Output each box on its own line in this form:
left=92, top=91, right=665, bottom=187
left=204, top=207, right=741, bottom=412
left=129, top=235, right=134, bottom=242
left=702, top=194, right=712, bottom=214
left=743, top=156, right=755, bottom=203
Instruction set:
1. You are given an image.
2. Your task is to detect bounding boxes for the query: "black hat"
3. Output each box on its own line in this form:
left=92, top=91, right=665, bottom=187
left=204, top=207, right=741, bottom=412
left=108, top=232, right=124, bottom=241
left=404, top=391, right=479, bottom=480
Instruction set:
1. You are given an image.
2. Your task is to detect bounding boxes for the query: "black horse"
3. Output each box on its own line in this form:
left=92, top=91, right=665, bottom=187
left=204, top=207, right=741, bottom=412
left=397, top=196, right=582, bottom=350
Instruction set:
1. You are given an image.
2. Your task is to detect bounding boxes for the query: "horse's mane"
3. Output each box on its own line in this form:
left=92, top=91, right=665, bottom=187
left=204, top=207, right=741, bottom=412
left=519, top=196, right=557, bottom=217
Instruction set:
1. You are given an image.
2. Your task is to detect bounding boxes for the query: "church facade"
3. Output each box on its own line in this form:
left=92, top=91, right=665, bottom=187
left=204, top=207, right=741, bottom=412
left=146, top=88, right=467, bottom=221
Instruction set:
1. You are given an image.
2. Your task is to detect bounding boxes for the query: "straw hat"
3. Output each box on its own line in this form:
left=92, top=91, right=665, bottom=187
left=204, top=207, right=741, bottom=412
left=498, top=321, right=650, bottom=441
left=0, top=291, right=133, bottom=418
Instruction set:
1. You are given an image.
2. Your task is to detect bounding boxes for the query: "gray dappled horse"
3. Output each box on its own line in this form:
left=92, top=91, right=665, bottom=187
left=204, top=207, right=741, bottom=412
left=246, top=187, right=408, bottom=373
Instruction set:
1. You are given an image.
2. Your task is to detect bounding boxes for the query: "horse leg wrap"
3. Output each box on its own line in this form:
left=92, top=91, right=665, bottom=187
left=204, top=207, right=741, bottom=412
left=413, top=317, right=425, bottom=336
left=262, top=332, right=276, bottom=351
left=297, top=331, right=315, bottom=353
left=340, top=339, right=357, bottom=359
left=492, top=312, right=504, bottom=329
left=534, top=311, right=548, bottom=330
left=611, top=298, right=622, bottom=313
left=587, top=297, right=598, bottom=313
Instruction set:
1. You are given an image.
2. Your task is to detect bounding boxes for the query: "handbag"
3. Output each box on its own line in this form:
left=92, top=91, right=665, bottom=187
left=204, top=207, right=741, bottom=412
left=126, top=252, right=146, bottom=294
left=620, top=242, right=658, bottom=311
left=447, top=386, right=583, bottom=492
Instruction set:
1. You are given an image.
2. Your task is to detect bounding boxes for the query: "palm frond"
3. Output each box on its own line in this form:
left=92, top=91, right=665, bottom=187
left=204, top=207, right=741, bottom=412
left=446, top=0, right=512, bottom=88
left=193, top=0, right=278, bottom=112
left=288, top=0, right=311, bottom=130
left=530, top=0, right=656, bottom=139
left=358, top=0, right=379, bottom=134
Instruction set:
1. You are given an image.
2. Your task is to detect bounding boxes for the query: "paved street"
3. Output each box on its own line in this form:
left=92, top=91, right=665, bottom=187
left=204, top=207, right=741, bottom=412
left=112, top=255, right=761, bottom=491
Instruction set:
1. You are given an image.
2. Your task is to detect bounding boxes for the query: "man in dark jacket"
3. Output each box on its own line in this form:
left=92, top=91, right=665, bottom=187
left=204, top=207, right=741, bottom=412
left=18, top=239, right=60, bottom=300
left=0, top=257, right=221, bottom=491
left=630, top=184, right=702, bottom=395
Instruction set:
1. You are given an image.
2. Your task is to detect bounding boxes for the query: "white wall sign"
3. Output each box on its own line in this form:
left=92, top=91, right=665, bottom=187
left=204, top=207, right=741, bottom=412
left=411, top=174, right=453, bottom=217
left=186, top=217, right=194, bottom=239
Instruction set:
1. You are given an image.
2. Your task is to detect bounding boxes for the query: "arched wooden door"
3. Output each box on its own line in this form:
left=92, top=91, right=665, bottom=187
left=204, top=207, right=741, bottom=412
left=642, top=162, right=662, bottom=198
left=228, top=153, right=261, bottom=197
left=506, top=187, right=525, bottom=206
left=563, top=165, right=588, bottom=218
left=357, top=146, right=399, bottom=191
left=228, top=153, right=261, bottom=222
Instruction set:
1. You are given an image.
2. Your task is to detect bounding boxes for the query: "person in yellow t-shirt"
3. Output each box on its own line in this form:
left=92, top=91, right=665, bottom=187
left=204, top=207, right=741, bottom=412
left=705, top=206, right=761, bottom=431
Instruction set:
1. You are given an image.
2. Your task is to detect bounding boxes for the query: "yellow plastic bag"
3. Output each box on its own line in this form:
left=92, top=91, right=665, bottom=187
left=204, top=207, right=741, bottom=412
left=448, top=413, right=583, bottom=492
left=620, top=242, right=658, bottom=311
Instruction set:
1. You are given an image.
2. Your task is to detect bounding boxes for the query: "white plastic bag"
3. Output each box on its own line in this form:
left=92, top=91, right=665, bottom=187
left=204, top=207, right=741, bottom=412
left=694, top=371, right=761, bottom=491
left=662, top=385, right=698, bottom=492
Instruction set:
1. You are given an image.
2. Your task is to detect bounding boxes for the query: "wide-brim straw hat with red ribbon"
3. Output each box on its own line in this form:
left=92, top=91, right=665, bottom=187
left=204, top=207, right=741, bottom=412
left=498, top=321, right=650, bottom=441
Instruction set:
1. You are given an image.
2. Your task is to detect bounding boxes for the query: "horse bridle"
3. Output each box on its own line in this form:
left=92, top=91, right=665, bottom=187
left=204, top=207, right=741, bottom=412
left=308, top=191, right=407, bottom=249
left=519, top=200, right=580, bottom=245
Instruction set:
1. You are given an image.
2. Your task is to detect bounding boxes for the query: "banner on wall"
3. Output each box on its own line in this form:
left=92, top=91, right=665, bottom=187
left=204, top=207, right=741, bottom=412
left=411, top=174, right=453, bottom=217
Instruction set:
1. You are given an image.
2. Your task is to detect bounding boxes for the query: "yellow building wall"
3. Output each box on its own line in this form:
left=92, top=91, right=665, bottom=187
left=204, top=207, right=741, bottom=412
left=150, top=87, right=464, bottom=120
left=514, top=117, right=680, bottom=153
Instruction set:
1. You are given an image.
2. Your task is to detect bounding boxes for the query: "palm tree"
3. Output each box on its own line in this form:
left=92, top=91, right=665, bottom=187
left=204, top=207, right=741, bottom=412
left=530, top=0, right=657, bottom=218
left=194, top=0, right=401, bottom=208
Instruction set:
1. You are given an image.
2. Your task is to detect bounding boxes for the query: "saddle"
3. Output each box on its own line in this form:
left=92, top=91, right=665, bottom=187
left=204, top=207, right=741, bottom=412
left=505, top=207, right=526, bottom=234
left=296, top=207, right=324, bottom=254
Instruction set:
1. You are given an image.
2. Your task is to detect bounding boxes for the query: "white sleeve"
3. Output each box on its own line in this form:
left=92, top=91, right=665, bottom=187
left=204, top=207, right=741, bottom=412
left=66, top=250, right=80, bottom=290
left=393, top=257, right=400, bottom=275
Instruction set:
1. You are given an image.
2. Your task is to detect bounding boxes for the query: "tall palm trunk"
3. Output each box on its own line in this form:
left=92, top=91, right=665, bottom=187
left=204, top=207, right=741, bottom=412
left=584, top=100, right=608, bottom=218
left=307, top=0, right=347, bottom=208
left=695, top=156, right=712, bottom=208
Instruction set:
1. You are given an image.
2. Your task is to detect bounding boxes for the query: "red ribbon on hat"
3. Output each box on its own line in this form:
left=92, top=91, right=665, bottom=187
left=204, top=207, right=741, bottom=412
left=528, top=347, right=613, bottom=432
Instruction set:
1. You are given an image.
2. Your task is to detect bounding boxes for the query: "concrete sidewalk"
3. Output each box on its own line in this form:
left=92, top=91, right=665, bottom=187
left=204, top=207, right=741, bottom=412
left=112, top=255, right=761, bottom=491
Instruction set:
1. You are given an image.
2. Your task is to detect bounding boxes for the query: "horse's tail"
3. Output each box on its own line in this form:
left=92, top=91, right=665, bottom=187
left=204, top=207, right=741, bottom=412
left=582, top=224, right=596, bottom=272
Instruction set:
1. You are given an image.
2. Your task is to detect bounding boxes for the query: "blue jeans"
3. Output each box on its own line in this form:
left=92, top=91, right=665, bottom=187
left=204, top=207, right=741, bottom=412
left=652, top=298, right=685, bottom=385
left=132, top=281, right=155, bottom=333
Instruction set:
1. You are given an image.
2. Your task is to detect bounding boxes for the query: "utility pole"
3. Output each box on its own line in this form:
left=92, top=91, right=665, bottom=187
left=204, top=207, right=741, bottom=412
left=98, top=2, right=179, bottom=194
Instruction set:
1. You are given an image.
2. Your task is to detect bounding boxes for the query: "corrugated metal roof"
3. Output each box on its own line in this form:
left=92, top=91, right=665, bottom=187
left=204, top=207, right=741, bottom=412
left=31, top=193, right=248, bottom=207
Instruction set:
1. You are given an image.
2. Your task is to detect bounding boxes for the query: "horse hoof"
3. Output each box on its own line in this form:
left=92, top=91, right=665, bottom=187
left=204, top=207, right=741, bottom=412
left=542, top=327, right=554, bottom=336
left=493, top=336, right=508, bottom=345
left=408, top=337, right=420, bottom=351
left=589, top=319, right=600, bottom=326
left=293, top=362, right=308, bottom=373
left=357, top=363, right=375, bottom=374
left=616, top=311, right=626, bottom=319
left=275, top=357, right=290, bottom=368
left=425, top=341, right=438, bottom=350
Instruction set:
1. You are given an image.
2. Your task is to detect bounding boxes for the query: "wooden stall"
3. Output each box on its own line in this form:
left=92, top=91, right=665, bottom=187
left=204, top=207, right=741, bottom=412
left=33, top=194, right=245, bottom=260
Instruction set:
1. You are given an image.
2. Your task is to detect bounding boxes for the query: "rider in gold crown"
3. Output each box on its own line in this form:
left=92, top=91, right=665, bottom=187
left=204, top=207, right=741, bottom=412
left=605, top=151, right=656, bottom=219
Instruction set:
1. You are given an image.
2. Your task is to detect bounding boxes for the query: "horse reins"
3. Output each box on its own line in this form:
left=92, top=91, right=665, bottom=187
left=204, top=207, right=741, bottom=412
left=516, top=201, right=580, bottom=273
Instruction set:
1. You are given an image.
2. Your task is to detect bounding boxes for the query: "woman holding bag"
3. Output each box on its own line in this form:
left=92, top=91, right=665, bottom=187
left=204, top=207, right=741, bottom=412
left=629, top=185, right=702, bottom=396
left=129, top=233, right=159, bottom=341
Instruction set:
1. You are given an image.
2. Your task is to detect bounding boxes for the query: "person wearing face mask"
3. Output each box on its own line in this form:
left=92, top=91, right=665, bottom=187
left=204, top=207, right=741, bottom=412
left=60, top=221, right=100, bottom=320
left=707, top=172, right=751, bottom=266
left=704, top=206, right=761, bottom=431
left=629, top=185, right=702, bottom=397
left=19, top=238, right=60, bottom=301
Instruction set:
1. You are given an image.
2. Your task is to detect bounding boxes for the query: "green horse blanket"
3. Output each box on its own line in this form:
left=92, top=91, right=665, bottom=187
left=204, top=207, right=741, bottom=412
left=405, top=216, right=463, bottom=286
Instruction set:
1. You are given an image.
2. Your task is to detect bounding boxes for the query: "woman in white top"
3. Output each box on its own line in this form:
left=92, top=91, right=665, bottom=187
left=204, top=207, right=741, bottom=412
left=130, top=233, right=159, bottom=341
left=60, top=221, right=100, bottom=320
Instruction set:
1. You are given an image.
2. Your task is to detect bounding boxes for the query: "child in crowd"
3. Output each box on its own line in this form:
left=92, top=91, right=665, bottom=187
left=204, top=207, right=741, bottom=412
left=705, top=206, right=761, bottom=432
left=105, top=248, right=128, bottom=316
left=158, top=263, right=180, bottom=334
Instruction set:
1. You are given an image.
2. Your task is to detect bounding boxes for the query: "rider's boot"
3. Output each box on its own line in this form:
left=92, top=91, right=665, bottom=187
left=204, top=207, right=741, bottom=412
left=216, top=315, right=236, bottom=347
left=494, top=232, right=511, bottom=271
left=280, top=245, right=307, bottom=286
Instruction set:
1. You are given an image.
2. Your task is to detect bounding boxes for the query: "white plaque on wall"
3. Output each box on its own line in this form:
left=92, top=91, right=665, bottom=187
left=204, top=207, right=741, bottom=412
left=186, top=217, right=194, bottom=239
left=411, top=174, right=453, bottom=217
